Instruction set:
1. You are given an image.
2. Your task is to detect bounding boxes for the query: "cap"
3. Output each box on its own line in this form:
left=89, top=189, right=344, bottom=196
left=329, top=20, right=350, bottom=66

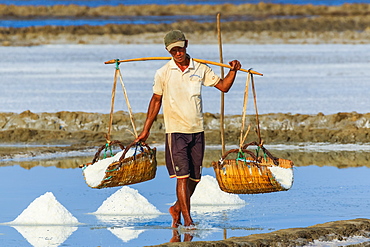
left=164, top=30, right=186, bottom=51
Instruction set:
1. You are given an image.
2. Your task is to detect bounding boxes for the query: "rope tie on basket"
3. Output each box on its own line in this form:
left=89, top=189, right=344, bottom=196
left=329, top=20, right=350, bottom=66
left=103, top=141, right=113, bottom=159
left=236, top=150, right=249, bottom=166
left=115, top=59, right=120, bottom=70
left=133, top=142, right=144, bottom=158
left=256, top=144, right=268, bottom=162
left=236, top=150, right=246, bottom=162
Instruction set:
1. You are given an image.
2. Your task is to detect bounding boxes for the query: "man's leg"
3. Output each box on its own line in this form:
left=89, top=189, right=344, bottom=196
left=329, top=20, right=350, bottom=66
left=169, top=178, right=198, bottom=228
left=177, top=178, right=192, bottom=226
left=167, top=132, right=203, bottom=228
left=169, top=201, right=181, bottom=228
left=176, top=178, right=197, bottom=227
left=166, top=133, right=183, bottom=228
left=179, top=131, right=203, bottom=227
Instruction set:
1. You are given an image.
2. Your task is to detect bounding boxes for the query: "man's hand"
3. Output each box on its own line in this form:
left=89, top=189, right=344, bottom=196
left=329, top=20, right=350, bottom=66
left=214, top=59, right=242, bottom=93
left=229, top=60, right=242, bottom=71
left=134, top=130, right=149, bottom=143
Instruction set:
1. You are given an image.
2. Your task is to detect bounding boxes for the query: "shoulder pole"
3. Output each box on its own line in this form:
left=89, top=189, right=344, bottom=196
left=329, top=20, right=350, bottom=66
left=217, top=13, right=226, bottom=156
left=105, top=57, right=263, bottom=76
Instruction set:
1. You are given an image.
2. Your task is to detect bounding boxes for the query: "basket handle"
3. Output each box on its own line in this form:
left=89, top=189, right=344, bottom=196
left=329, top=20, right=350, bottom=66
left=242, top=141, right=279, bottom=166
left=221, top=148, right=258, bottom=161
left=118, top=141, right=152, bottom=163
left=91, top=140, right=125, bottom=164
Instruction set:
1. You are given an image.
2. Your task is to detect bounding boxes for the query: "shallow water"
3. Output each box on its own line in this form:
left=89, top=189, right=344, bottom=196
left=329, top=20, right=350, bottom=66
left=1, top=42, right=370, bottom=246
left=0, top=15, right=273, bottom=28
left=0, top=147, right=370, bottom=246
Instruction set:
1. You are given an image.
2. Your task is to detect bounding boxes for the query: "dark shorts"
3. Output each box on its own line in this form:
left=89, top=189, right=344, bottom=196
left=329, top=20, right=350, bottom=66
left=165, top=132, right=205, bottom=182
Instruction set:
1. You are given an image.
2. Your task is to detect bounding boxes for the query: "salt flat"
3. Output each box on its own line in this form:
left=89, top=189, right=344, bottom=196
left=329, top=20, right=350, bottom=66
left=1, top=44, right=369, bottom=115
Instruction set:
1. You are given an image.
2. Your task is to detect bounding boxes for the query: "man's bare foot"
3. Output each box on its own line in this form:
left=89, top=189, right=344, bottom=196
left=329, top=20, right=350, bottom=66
left=169, top=205, right=181, bottom=228
left=183, top=222, right=196, bottom=230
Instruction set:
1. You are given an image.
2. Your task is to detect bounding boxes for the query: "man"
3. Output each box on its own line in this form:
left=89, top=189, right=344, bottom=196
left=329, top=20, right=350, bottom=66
left=135, top=30, right=241, bottom=228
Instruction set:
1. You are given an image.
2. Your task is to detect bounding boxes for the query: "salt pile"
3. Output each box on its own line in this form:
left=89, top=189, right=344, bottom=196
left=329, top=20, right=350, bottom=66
left=83, top=149, right=134, bottom=188
left=268, top=166, right=294, bottom=189
left=93, top=186, right=161, bottom=215
left=192, top=175, right=246, bottom=205
left=9, top=192, right=79, bottom=225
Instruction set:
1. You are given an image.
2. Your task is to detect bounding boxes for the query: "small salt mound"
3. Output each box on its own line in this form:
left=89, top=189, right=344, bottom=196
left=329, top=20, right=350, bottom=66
left=83, top=149, right=134, bottom=188
left=268, top=166, right=294, bottom=189
left=10, top=192, right=79, bottom=225
left=192, top=175, right=246, bottom=205
left=93, top=186, right=161, bottom=215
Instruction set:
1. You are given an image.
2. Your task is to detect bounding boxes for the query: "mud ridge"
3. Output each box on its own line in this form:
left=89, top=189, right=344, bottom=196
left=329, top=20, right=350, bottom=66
left=1, top=3, right=370, bottom=46
left=1, top=110, right=369, bottom=145
left=149, top=218, right=370, bottom=247
left=1, top=110, right=370, bottom=166
left=1, top=3, right=370, bottom=18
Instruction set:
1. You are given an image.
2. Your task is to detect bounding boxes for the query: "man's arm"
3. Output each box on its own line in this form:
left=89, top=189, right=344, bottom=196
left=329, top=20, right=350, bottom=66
left=134, top=93, right=162, bottom=142
left=214, top=60, right=241, bottom=93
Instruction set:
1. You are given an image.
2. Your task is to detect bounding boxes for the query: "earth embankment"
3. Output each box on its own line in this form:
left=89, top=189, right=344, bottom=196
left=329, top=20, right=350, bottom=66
left=1, top=110, right=369, bottom=145
left=1, top=3, right=370, bottom=46
left=1, top=110, right=370, bottom=168
left=149, top=218, right=370, bottom=247
left=1, top=3, right=369, bottom=17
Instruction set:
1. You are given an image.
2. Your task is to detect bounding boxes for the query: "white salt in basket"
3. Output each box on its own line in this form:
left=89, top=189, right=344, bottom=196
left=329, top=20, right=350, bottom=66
left=82, top=141, right=157, bottom=189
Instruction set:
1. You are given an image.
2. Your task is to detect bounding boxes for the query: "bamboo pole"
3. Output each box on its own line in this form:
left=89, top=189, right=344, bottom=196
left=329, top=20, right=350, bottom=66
left=105, top=57, right=263, bottom=76
left=217, top=13, right=226, bottom=156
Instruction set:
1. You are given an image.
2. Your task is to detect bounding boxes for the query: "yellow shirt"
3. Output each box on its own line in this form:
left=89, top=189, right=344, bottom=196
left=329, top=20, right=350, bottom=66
left=153, top=57, right=220, bottom=133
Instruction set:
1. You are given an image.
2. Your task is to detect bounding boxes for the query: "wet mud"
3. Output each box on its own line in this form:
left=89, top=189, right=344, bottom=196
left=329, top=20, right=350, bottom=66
left=149, top=218, right=370, bottom=246
left=1, top=3, right=369, bottom=18
left=1, top=110, right=369, bottom=145
left=1, top=110, right=370, bottom=169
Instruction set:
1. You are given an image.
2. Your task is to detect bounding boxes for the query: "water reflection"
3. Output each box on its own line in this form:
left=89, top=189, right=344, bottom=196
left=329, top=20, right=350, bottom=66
left=170, top=229, right=193, bottom=243
left=192, top=204, right=246, bottom=214
left=2, top=144, right=370, bottom=169
left=12, top=225, right=77, bottom=247
left=107, top=226, right=145, bottom=243
left=94, top=214, right=159, bottom=225
left=1, top=158, right=369, bottom=246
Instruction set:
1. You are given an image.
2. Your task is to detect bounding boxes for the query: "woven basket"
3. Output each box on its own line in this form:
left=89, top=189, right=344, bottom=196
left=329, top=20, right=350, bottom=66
left=84, top=141, right=157, bottom=189
left=212, top=142, right=293, bottom=194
